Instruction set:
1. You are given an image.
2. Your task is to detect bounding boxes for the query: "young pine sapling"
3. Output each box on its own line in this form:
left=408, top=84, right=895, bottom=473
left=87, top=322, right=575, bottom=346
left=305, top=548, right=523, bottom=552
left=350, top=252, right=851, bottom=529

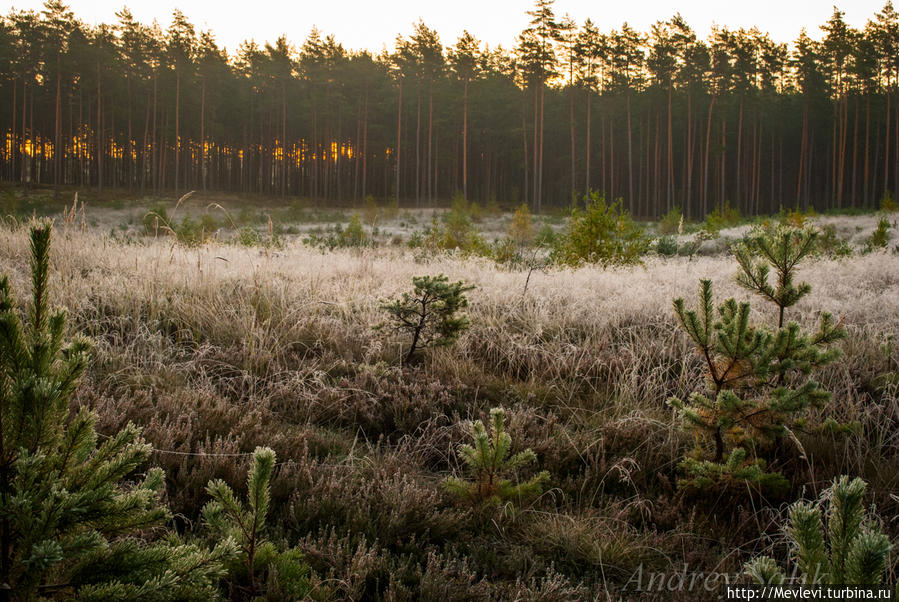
left=381, top=274, right=474, bottom=364
left=444, top=408, right=549, bottom=507
left=669, top=226, right=845, bottom=494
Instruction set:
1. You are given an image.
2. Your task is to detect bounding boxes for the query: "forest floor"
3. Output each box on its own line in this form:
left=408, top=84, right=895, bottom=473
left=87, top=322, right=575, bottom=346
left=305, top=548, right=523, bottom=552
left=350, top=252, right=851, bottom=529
left=1, top=185, right=897, bottom=599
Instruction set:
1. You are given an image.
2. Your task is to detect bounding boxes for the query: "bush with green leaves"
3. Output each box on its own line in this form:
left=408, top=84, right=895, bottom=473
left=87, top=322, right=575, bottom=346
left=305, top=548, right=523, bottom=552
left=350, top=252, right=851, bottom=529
left=668, top=225, right=845, bottom=494
left=655, top=235, right=679, bottom=257
left=658, top=206, right=683, bottom=235
left=0, top=222, right=235, bottom=599
left=444, top=408, right=549, bottom=507
left=508, top=203, right=535, bottom=246
left=745, top=476, right=893, bottom=586
left=203, top=447, right=312, bottom=600
left=702, top=201, right=741, bottom=236
left=550, top=191, right=648, bottom=267
left=865, top=217, right=892, bottom=251
left=380, top=274, right=474, bottom=364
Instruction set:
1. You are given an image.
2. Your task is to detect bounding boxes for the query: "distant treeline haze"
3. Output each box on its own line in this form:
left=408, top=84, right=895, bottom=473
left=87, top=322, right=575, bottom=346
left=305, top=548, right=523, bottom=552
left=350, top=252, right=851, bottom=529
left=2, top=0, right=899, bottom=217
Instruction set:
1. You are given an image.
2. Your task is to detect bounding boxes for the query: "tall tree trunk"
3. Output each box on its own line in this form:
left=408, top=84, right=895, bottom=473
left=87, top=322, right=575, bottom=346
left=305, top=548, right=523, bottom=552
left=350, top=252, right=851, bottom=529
left=127, top=75, right=133, bottom=192
left=415, top=87, right=421, bottom=205
left=626, top=92, right=633, bottom=212
left=174, top=72, right=180, bottom=197
left=96, top=61, right=103, bottom=199
left=532, top=85, right=538, bottom=210
left=569, top=82, right=575, bottom=203
left=864, top=94, right=871, bottom=206
left=884, top=91, right=891, bottom=198
left=200, top=77, right=206, bottom=192
left=462, top=78, right=468, bottom=199
left=362, top=88, right=369, bottom=200
left=21, top=80, right=28, bottom=195
left=703, top=95, right=716, bottom=217
left=428, top=88, right=433, bottom=205
left=585, top=89, right=591, bottom=195
left=54, top=55, right=61, bottom=201
left=538, top=84, right=545, bottom=212
left=667, top=85, right=673, bottom=211
left=395, top=80, right=402, bottom=203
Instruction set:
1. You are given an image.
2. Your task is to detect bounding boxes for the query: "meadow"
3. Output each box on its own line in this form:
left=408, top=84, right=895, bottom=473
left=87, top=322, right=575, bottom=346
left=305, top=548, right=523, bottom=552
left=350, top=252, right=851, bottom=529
left=1, top=189, right=897, bottom=600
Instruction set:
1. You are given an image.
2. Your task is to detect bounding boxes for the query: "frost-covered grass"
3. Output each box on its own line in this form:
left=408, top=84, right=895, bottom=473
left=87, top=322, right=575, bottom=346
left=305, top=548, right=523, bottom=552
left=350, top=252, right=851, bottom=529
left=0, top=214, right=896, bottom=599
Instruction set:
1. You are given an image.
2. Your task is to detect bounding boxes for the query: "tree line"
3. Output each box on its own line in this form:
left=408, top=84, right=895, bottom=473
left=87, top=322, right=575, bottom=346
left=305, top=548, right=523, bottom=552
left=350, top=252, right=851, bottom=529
left=1, top=0, right=899, bottom=218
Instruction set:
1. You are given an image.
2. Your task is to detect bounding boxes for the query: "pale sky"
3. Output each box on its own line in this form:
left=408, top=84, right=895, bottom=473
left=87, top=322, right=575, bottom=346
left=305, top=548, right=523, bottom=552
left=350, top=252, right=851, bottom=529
left=6, top=0, right=892, bottom=55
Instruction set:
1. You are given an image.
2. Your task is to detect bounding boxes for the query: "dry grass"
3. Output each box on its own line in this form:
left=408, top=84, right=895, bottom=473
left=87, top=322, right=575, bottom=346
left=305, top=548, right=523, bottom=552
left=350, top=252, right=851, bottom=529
left=1, top=217, right=896, bottom=599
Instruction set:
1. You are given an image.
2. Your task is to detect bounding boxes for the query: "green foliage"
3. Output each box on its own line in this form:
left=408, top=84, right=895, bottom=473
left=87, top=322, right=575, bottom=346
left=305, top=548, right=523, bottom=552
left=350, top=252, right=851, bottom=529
left=815, top=224, right=854, bottom=258
left=411, top=213, right=491, bottom=256
left=341, top=213, right=367, bottom=247
left=142, top=203, right=170, bottom=235
left=880, top=191, right=897, bottom=212
left=535, top=223, right=558, bottom=247
left=778, top=206, right=816, bottom=228
left=0, top=222, right=235, bottom=598
left=865, top=217, right=892, bottom=251
left=655, top=235, right=679, bottom=257
left=203, top=447, right=312, bottom=600
left=508, top=203, right=535, bottom=246
left=444, top=408, right=549, bottom=507
left=380, top=274, right=474, bottom=364
left=550, top=192, right=649, bottom=267
left=703, top=201, right=741, bottom=236
left=658, top=206, right=683, bottom=235
left=744, top=476, right=893, bottom=586
left=303, top=214, right=370, bottom=251
left=237, top=226, right=261, bottom=246
left=669, top=226, right=846, bottom=494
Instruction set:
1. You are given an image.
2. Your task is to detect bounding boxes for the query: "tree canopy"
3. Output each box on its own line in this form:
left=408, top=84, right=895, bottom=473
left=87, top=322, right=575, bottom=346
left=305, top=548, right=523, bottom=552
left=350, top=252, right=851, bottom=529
left=2, top=0, right=899, bottom=216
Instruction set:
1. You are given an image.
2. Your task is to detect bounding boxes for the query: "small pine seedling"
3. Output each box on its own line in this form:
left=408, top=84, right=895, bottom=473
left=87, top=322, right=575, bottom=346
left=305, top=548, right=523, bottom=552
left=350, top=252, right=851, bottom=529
left=745, top=476, right=893, bottom=585
left=445, top=408, right=549, bottom=506
left=380, top=274, right=475, bottom=364
left=203, top=447, right=311, bottom=599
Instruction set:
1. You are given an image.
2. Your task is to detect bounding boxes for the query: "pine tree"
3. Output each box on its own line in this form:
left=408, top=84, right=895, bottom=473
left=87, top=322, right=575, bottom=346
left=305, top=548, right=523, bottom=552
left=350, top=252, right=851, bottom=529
left=0, top=222, right=235, bottom=598
left=203, top=447, right=312, bottom=600
left=380, top=274, right=474, bottom=364
left=745, top=476, right=893, bottom=585
left=444, top=408, right=549, bottom=506
left=669, top=225, right=846, bottom=493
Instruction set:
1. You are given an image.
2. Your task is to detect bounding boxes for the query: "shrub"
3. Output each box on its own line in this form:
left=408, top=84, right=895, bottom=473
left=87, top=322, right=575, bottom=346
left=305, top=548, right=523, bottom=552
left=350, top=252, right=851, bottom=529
left=142, top=203, right=170, bottom=235
left=880, top=191, right=897, bottom=212
left=816, top=224, right=854, bottom=258
left=380, top=274, right=475, bottom=364
left=658, top=206, right=682, bottom=235
left=508, top=204, right=535, bottom=246
left=744, top=476, right=893, bottom=585
left=550, top=191, right=649, bottom=267
left=655, top=235, right=679, bottom=257
left=865, top=217, right=892, bottom=251
left=703, top=201, right=741, bottom=236
left=668, top=226, right=845, bottom=494
left=0, top=222, right=234, bottom=598
left=412, top=214, right=490, bottom=257
left=203, top=447, right=312, bottom=599
left=444, top=408, right=549, bottom=506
